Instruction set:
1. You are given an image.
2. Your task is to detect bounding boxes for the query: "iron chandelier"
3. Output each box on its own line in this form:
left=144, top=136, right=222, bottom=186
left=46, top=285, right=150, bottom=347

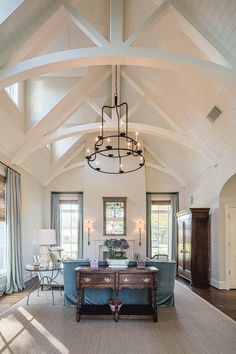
left=86, top=66, right=145, bottom=174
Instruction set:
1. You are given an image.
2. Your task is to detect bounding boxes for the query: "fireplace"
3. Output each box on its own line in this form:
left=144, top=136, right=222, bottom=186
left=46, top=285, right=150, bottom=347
left=93, top=239, right=134, bottom=260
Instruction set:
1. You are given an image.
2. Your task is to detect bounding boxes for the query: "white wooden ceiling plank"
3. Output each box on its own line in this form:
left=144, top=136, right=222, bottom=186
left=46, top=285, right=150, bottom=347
left=123, top=0, right=169, bottom=47
left=5, top=6, right=69, bottom=67
left=121, top=68, right=183, bottom=133
left=0, top=1, right=65, bottom=67
left=64, top=2, right=109, bottom=47
left=170, top=0, right=236, bottom=68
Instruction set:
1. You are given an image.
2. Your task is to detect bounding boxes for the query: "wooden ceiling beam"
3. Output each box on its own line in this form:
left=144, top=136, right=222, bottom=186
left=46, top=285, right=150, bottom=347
left=170, top=0, right=236, bottom=69
left=64, top=2, right=109, bottom=47
left=123, top=0, right=169, bottom=47
left=11, top=67, right=110, bottom=164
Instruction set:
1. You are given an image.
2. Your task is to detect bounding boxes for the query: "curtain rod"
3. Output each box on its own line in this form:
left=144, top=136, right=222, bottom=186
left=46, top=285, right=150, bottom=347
left=146, top=192, right=179, bottom=195
left=0, top=160, right=21, bottom=176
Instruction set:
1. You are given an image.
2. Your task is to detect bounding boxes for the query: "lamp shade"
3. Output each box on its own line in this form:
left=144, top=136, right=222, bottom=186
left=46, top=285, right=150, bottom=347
left=33, top=229, right=56, bottom=245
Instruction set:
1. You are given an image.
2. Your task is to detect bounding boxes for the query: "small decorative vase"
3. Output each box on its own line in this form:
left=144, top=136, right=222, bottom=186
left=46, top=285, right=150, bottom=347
left=107, top=258, right=129, bottom=268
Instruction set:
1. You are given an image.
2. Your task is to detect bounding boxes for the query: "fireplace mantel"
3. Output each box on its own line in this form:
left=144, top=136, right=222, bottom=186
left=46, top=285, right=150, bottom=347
left=93, top=239, right=134, bottom=260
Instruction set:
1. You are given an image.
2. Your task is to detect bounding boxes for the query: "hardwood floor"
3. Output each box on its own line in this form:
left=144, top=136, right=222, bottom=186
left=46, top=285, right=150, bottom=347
left=176, top=276, right=236, bottom=321
left=1, top=277, right=236, bottom=321
left=0, top=278, right=36, bottom=314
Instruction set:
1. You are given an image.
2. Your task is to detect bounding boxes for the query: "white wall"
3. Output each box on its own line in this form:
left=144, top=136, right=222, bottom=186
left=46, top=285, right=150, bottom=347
left=182, top=147, right=236, bottom=288
left=43, top=167, right=84, bottom=228
left=83, top=161, right=146, bottom=259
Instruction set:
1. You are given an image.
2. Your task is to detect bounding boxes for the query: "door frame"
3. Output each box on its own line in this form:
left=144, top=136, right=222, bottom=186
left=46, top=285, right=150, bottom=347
left=225, top=203, right=236, bottom=290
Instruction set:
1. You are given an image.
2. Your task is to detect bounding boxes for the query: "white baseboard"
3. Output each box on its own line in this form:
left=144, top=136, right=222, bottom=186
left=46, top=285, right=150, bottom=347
left=210, top=278, right=226, bottom=289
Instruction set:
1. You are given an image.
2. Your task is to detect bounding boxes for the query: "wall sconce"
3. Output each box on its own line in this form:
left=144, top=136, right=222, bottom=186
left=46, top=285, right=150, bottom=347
left=137, top=220, right=144, bottom=246
left=87, top=220, right=92, bottom=245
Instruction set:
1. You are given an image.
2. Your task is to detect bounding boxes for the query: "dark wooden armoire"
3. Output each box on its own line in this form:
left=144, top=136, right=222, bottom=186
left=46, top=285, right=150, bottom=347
left=176, top=208, right=210, bottom=288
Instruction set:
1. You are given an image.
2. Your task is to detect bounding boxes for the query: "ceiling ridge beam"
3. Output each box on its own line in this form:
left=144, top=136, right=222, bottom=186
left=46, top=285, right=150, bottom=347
left=0, top=1, right=67, bottom=67
left=123, top=0, right=169, bottom=48
left=11, top=67, right=110, bottom=164
left=1, top=47, right=236, bottom=91
left=64, top=2, right=109, bottom=47
left=121, top=68, right=182, bottom=132
left=169, top=0, right=236, bottom=69
left=33, top=121, right=217, bottom=166
left=110, top=0, right=123, bottom=46
left=43, top=141, right=85, bottom=186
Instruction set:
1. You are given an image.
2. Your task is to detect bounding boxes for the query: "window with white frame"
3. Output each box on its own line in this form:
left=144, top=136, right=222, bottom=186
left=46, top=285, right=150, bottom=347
left=150, top=200, right=172, bottom=258
left=4, top=83, right=20, bottom=108
left=60, top=199, right=80, bottom=258
left=0, top=174, right=6, bottom=275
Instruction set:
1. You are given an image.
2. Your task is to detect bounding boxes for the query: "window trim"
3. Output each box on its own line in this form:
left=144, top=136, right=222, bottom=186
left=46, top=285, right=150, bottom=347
left=103, top=197, right=127, bottom=236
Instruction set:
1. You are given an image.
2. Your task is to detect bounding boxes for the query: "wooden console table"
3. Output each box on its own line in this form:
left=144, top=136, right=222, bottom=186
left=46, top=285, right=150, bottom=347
left=75, top=266, right=158, bottom=322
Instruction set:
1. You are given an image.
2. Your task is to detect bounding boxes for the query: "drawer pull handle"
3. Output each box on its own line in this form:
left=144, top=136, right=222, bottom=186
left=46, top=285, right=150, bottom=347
left=83, top=277, right=91, bottom=283
left=123, top=277, right=129, bottom=283
left=104, top=277, right=111, bottom=283
left=143, top=278, right=150, bottom=283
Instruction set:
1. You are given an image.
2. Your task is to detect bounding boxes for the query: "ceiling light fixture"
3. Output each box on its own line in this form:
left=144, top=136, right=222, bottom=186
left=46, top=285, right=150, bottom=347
left=86, top=66, right=145, bottom=174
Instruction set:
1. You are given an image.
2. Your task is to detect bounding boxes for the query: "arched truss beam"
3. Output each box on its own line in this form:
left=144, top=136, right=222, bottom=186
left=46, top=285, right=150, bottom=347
left=30, top=122, right=217, bottom=166
left=144, top=144, right=187, bottom=186
left=0, top=47, right=236, bottom=90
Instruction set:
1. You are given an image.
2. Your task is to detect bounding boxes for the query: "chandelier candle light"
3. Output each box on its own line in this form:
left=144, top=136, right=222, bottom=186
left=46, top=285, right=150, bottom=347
left=86, top=66, right=145, bottom=174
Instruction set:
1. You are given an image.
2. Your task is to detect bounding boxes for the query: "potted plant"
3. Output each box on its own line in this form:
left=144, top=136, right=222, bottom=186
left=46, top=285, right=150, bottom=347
left=104, top=239, right=129, bottom=268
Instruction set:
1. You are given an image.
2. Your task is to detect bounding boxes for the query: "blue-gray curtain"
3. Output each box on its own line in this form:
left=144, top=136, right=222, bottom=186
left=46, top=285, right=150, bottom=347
left=6, top=168, right=24, bottom=293
left=51, top=193, right=61, bottom=244
left=170, top=193, right=179, bottom=261
left=146, top=194, right=152, bottom=257
left=77, top=194, right=83, bottom=258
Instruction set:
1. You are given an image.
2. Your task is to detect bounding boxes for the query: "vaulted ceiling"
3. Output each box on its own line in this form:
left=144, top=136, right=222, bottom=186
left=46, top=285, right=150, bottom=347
left=0, top=0, right=236, bottom=186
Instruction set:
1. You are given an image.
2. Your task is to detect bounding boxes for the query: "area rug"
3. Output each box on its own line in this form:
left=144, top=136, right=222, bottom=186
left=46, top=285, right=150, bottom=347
left=0, top=282, right=235, bottom=354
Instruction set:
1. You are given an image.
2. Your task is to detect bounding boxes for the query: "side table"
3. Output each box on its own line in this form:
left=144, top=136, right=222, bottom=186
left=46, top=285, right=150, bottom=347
left=25, top=264, right=63, bottom=305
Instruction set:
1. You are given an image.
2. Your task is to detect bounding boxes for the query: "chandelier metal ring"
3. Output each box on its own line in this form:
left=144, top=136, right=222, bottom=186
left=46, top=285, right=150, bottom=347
left=86, top=65, right=145, bottom=174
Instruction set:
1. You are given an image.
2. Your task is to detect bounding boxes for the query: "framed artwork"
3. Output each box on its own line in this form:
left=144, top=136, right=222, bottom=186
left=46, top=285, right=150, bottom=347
left=103, top=197, right=127, bottom=236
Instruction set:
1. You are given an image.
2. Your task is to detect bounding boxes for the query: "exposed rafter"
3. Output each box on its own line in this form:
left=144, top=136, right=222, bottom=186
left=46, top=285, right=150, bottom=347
left=43, top=142, right=85, bottom=186
left=30, top=122, right=217, bottom=166
left=2, top=5, right=68, bottom=67
left=44, top=161, right=85, bottom=185
left=12, top=67, right=110, bottom=165
left=145, top=143, right=187, bottom=186
left=123, top=0, right=169, bottom=47
left=64, top=2, right=109, bottom=47
left=86, top=97, right=111, bottom=122
left=121, top=68, right=182, bottom=132
left=169, top=0, right=236, bottom=69
left=1, top=47, right=235, bottom=91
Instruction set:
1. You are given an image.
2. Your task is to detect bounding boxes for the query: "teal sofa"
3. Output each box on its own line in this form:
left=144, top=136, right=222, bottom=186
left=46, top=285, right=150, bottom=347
left=63, top=260, right=176, bottom=307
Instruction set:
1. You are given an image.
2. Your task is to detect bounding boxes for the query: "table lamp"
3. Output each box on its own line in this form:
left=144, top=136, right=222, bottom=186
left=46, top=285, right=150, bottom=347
left=33, top=229, right=56, bottom=267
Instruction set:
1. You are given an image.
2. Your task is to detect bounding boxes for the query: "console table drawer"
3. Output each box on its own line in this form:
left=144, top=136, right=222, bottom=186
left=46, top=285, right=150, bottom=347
left=119, top=274, right=154, bottom=287
left=80, top=273, right=115, bottom=286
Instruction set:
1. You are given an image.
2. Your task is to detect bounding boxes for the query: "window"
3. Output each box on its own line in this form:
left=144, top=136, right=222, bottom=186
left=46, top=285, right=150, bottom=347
left=150, top=201, right=171, bottom=257
left=0, top=174, right=6, bottom=275
left=60, top=200, right=80, bottom=259
left=5, top=83, right=20, bottom=107
left=103, top=197, right=126, bottom=236
left=0, top=0, right=23, bottom=24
